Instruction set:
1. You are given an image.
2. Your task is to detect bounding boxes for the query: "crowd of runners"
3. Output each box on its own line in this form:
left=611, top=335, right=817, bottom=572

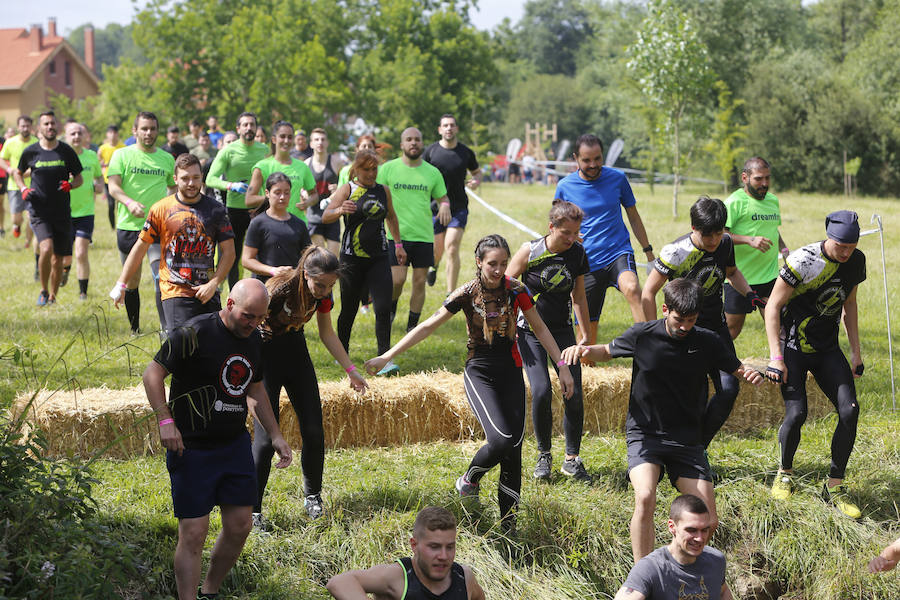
left=0, top=109, right=890, bottom=599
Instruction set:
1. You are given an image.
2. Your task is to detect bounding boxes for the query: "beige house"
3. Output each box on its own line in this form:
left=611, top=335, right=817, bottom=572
left=0, top=18, right=99, bottom=127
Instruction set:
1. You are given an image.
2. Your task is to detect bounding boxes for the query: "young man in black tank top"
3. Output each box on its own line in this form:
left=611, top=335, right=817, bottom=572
left=305, top=128, right=344, bottom=256
left=326, top=506, right=485, bottom=600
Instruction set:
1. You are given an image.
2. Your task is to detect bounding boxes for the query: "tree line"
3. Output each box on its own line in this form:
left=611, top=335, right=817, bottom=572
left=57, top=0, right=900, bottom=197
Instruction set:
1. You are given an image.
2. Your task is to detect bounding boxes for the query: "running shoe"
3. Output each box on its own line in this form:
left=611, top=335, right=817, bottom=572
left=426, top=266, right=437, bottom=287
left=377, top=360, right=400, bottom=377
left=533, top=452, right=552, bottom=481
left=79, top=292, right=88, bottom=301
left=561, top=456, right=593, bottom=484
left=359, top=304, right=370, bottom=315
left=36, top=290, right=49, bottom=307
left=0, top=228, right=5, bottom=237
left=60, top=267, right=69, bottom=287
left=770, top=472, right=794, bottom=500
left=251, top=512, right=269, bottom=531
left=304, top=494, right=325, bottom=520
left=455, top=474, right=480, bottom=498
left=197, top=587, right=218, bottom=600
left=822, top=481, right=861, bottom=519
left=499, top=514, right=517, bottom=539
left=33, top=266, right=38, bottom=281
left=13, top=224, right=20, bottom=238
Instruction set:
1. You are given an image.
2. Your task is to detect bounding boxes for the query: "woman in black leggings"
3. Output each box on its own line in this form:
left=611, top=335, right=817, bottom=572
left=365, top=234, right=573, bottom=534
left=247, top=174, right=367, bottom=523
left=506, top=201, right=591, bottom=483
left=322, top=150, right=404, bottom=364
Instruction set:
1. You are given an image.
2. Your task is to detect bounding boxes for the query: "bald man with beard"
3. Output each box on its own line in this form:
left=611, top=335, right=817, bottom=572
left=373, top=128, right=449, bottom=373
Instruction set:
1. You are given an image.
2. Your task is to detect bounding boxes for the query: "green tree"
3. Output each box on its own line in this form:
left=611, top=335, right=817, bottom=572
left=703, top=80, right=747, bottom=192
left=515, top=0, right=594, bottom=76
left=627, top=0, right=714, bottom=217
left=67, top=23, right=145, bottom=78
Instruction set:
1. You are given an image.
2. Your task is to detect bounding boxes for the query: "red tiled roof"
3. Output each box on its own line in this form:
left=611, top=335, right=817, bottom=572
left=0, top=28, right=68, bottom=89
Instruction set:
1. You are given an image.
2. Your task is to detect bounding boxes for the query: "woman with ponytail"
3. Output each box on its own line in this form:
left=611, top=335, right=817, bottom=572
left=246, top=174, right=367, bottom=525
left=245, top=120, right=317, bottom=223
left=364, top=234, right=574, bottom=534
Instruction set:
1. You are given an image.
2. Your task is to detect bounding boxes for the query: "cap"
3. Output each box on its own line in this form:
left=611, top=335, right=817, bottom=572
left=825, top=210, right=860, bottom=244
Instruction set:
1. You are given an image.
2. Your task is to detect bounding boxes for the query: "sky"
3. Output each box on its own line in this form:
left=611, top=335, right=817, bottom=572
left=0, top=1, right=525, bottom=33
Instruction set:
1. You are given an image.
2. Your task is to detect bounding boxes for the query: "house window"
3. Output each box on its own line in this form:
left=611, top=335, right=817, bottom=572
left=49, top=60, right=56, bottom=76
left=64, top=61, right=71, bottom=87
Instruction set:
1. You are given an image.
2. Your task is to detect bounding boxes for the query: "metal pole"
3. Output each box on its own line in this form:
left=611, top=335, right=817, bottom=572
left=862, top=214, right=895, bottom=411
left=874, top=215, right=895, bottom=411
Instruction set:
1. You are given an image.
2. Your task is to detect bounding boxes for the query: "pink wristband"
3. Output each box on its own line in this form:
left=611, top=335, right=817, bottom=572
left=394, top=242, right=403, bottom=248
left=345, top=364, right=357, bottom=374
left=772, top=355, right=784, bottom=361
left=557, top=359, right=566, bottom=367
left=158, top=418, right=174, bottom=426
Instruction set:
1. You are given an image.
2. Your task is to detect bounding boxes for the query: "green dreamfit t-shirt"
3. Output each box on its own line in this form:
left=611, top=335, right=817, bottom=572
left=252, top=156, right=315, bottom=222
left=206, top=141, right=269, bottom=209
left=108, top=145, right=176, bottom=231
left=70, top=148, right=102, bottom=218
left=1, top=135, right=38, bottom=190
left=375, top=158, right=447, bottom=242
left=724, top=188, right=782, bottom=285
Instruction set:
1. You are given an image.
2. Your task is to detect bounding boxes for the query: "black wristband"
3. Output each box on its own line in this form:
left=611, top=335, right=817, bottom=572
left=642, top=245, right=653, bottom=253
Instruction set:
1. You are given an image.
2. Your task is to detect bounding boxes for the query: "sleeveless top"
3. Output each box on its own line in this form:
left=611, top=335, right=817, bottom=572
left=396, top=557, right=468, bottom=600
left=307, top=153, right=340, bottom=224
left=340, top=181, right=388, bottom=258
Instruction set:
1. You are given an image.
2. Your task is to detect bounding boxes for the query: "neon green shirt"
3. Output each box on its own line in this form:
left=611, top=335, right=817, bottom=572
left=337, top=164, right=351, bottom=187
left=724, top=188, right=782, bottom=284
left=1, top=135, right=39, bottom=190
left=206, top=141, right=269, bottom=209
left=107, top=145, right=176, bottom=231
left=70, top=148, right=102, bottom=218
left=375, top=158, right=446, bottom=242
left=252, top=156, right=315, bottom=222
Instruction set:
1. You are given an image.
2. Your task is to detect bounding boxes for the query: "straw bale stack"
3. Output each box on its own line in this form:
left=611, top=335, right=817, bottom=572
left=11, top=388, right=159, bottom=459
left=10, top=360, right=829, bottom=458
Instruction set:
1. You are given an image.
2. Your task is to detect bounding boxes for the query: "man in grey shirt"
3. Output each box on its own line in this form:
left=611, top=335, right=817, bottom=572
left=614, top=494, right=732, bottom=599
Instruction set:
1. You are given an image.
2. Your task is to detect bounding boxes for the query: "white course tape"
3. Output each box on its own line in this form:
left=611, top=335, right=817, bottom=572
left=465, top=188, right=542, bottom=239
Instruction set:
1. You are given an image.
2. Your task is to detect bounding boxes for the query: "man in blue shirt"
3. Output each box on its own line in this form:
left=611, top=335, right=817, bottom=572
left=554, top=134, right=654, bottom=347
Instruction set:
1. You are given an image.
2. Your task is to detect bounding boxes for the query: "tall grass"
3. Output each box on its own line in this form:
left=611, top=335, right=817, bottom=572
left=1, top=182, right=898, bottom=598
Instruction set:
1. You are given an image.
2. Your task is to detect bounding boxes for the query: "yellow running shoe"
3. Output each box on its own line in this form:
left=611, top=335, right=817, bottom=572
left=770, top=472, right=794, bottom=500
left=822, top=482, right=862, bottom=519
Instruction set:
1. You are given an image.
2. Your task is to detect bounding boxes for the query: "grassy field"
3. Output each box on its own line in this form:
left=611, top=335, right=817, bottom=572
left=1, top=181, right=898, bottom=598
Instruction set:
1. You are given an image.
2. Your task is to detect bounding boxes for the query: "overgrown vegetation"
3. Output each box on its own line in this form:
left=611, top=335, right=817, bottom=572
left=1, top=183, right=897, bottom=598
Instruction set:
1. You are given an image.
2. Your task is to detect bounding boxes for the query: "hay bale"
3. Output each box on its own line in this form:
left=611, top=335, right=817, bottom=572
left=10, top=359, right=830, bottom=458
left=11, top=388, right=159, bottom=459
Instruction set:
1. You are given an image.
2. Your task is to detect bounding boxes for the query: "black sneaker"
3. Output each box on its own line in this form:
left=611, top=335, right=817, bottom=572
left=560, top=456, right=593, bottom=484
left=60, top=267, right=70, bottom=287
left=426, top=266, right=437, bottom=287
left=533, top=452, right=552, bottom=480
left=197, top=587, right=218, bottom=600
left=304, top=494, right=325, bottom=519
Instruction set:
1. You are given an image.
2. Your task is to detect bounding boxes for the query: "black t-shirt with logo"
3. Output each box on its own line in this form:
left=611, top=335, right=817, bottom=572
left=423, top=141, right=478, bottom=214
left=654, top=233, right=735, bottom=331
left=780, top=241, right=866, bottom=353
left=154, top=312, right=263, bottom=449
left=609, top=319, right=741, bottom=446
left=17, top=141, right=82, bottom=220
left=516, top=237, right=590, bottom=332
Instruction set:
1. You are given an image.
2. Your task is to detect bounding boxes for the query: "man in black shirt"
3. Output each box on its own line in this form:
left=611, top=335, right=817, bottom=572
left=562, top=278, right=765, bottom=563
left=423, top=114, right=480, bottom=294
left=161, top=125, right=190, bottom=159
left=143, top=278, right=291, bottom=600
left=12, top=111, right=83, bottom=306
